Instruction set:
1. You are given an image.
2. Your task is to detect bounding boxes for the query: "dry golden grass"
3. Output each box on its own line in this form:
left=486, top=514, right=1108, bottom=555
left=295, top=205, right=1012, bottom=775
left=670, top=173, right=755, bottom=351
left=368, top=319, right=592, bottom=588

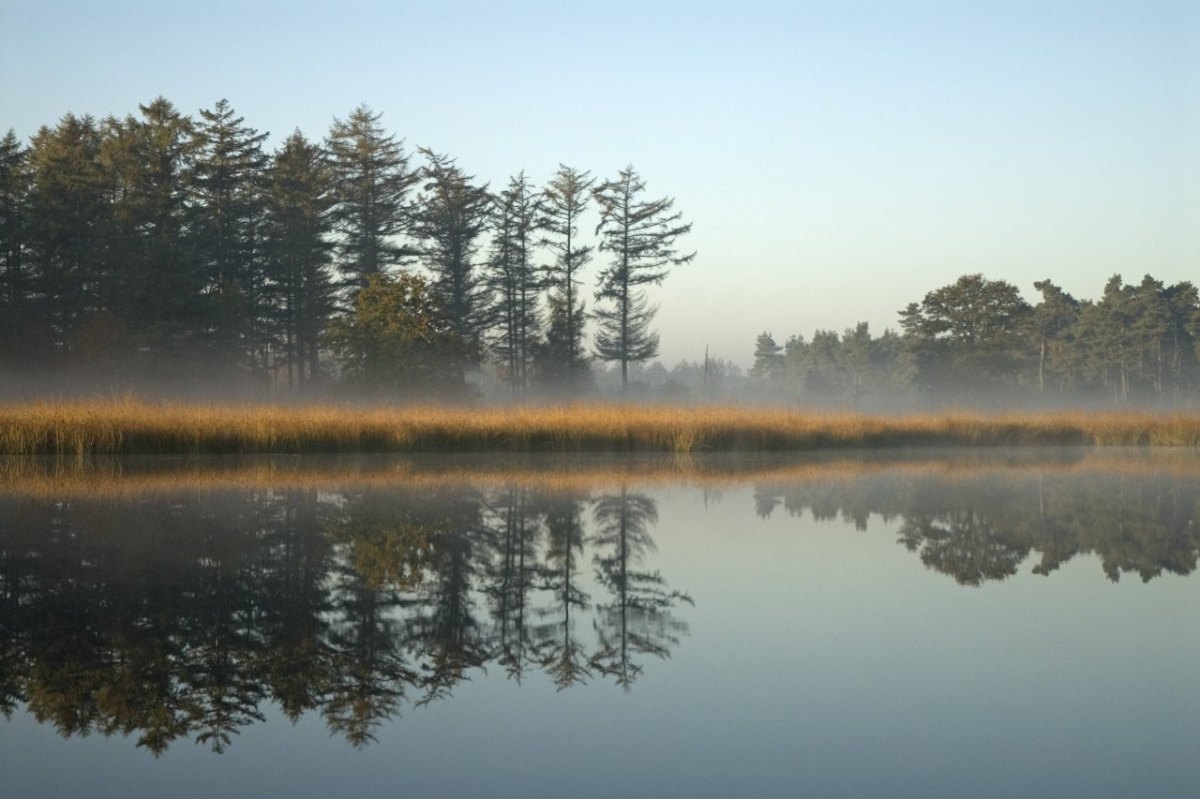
left=1, top=398, right=1200, bottom=457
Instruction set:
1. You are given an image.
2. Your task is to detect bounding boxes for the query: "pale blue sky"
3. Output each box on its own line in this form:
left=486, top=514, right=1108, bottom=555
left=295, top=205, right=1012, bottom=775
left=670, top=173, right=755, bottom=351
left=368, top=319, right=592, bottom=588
left=2, top=0, right=1197, bottom=366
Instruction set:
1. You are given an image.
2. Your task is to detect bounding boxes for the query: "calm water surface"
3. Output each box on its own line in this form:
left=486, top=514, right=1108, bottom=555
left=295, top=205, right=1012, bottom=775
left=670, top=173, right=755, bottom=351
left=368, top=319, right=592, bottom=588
left=1, top=450, right=1197, bottom=798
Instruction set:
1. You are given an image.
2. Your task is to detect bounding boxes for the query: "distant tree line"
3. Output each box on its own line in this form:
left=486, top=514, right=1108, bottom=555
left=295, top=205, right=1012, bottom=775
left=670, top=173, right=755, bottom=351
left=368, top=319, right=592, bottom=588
left=0, top=98, right=692, bottom=397
left=752, top=273, right=1200, bottom=408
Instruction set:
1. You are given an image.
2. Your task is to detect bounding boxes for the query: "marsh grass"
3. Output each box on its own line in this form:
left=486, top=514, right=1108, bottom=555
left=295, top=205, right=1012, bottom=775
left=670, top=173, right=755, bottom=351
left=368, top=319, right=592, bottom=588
left=2, top=398, right=1199, bottom=457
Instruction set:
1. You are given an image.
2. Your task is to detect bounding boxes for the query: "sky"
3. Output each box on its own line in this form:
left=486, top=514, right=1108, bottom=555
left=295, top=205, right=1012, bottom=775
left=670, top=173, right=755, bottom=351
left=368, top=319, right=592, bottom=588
left=2, top=0, right=1197, bottom=368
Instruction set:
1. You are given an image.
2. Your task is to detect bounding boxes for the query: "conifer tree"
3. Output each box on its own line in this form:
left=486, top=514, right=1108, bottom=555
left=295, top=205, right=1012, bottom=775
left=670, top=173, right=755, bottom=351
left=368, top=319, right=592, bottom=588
left=0, top=130, right=31, bottom=363
left=1031, top=279, right=1081, bottom=393
left=263, top=131, right=336, bottom=388
left=538, top=165, right=594, bottom=389
left=413, top=149, right=491, bottom=376
left=0, top=130, right=29, bottom=307
left=750, top=332, right=784, bottom=380
left=26, top=114, right=106, bottom=357
left=326, top=106, right=419, bottom=293
left=592, top=166, right=693, bottom=389
left=188, top=99, right=269, bottom=369
left=486, top=172, right=542, bottom=394
left=123, top=98, right=200, bottom=361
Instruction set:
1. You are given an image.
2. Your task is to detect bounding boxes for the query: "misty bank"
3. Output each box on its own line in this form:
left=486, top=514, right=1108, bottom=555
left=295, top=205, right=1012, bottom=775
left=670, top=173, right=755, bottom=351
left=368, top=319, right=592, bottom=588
left=2, top=401, right=1200, bottom=457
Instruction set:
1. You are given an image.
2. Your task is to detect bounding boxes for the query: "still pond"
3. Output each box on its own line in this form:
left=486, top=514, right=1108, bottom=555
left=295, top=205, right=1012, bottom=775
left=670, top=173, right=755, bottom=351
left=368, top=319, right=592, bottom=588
left=1, top=449, right=1197, bottom=798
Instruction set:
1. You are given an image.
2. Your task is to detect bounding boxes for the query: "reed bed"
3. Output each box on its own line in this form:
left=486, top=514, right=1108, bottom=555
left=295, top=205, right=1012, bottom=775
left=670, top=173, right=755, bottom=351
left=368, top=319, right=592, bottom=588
left=2, top=398, right=1200, bottom=457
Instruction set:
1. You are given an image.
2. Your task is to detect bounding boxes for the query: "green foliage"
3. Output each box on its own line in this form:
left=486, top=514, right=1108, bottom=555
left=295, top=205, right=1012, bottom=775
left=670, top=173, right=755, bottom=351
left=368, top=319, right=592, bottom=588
left=326, top=105, right=419, bottom=290
left=750, top=332, right=784, bottom=380
left=486, top=172, right=543, bottom=393
left=537, top=165, right=595, bottom=390
left=899, top=274, right=1032, bottom=399
left=263, top=131, right=336, bottom=388
left=412, top=149, right=491, bottom=374
left=592, top=166, right=694, bottom=388
left=329, top=272, right=463, bottom=396
left=187, top=99, right=270, bottom=370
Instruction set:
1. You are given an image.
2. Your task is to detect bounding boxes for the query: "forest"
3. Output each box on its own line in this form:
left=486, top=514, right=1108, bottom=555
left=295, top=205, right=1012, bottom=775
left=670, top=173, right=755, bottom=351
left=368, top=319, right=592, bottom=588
left=2, top=98, right=1198, bottom=407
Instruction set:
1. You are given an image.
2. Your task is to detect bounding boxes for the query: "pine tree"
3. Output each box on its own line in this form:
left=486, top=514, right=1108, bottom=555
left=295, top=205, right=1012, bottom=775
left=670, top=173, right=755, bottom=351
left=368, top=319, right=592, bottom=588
left=0, top=130, right=31, bottom=363
left=413, top=149, right=492, bottom=377
left=263, top=131, right=336, bottom=389
left=750, top=332, right=784, bottom=380
left=486, top=172, right=542, bottom=394
left=326, top=106, right=419, bottom=293
left=187, top=99, right=269, bottom=370
left=122, top=98, right=200, bottom=363
left=538, top=165, right=594, bottom=390
left=0, top=130, right=30, bottom=306
left=1162, top=281, right=1199, bottom=403
left=26, top=114, right=107, bottom=358
left=1031, top=280, right=1081, bottom=393
left=592, top=166, right=693, bottom=389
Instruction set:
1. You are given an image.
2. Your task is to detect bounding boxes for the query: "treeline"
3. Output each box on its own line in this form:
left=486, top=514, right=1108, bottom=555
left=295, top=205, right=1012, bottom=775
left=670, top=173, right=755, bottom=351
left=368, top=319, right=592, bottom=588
left=0, top=98, right=692, bottom=397
left=752, top=273, right=1200, bottom=408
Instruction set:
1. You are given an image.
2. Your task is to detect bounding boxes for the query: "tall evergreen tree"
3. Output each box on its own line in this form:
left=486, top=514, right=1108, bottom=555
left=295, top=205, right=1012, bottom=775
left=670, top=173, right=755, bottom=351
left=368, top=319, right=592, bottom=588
left=0, top=130, right=31, bottom=363
left=1077, top=276, right=1137, bottom=403
left=1030, top=279, right=1081, bottom=394
left=486, top=172, right=542, bottom=394
left=592, top=166, right=693, bottom=389
left=413, top=149, right=491, bottom=377
left=1162, top=281, right=1199, bottom=402
left=123, top=98, right=200, bottom=363
left=750, top=332, right=784, bottom=380
left=263, top=131, right=336, bottom=388
left=326, top=106, right=419, bottom=293
left=25, top=114, right=107, bottom=358
left=187, top=99, right=269, bottom=370
left=0, top=130, right=29, bottom=306
left=538, top=165, right=594, bottom=390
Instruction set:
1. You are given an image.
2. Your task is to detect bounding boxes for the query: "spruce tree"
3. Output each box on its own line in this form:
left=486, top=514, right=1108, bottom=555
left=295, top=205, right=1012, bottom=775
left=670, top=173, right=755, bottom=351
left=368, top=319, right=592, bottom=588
left=123, top=98, right=199, bottom=363
left=538, top=165, right=594, bottom=390
left=326, top=106, right=419, bottom=293
left=26, top=114, right=106, bottom=358
left=0, top=130, right=29, bottom=307
left=188, top=99, right=269, bottom=370
left=592, top=166, right=693, bottom=389
left=0, top=130, right=31, bottom=364
left=486, top=172, right=542, bottom=394
left=413, top=148, right=491, bottom=376
left=263, top=131, right=336, bottom=388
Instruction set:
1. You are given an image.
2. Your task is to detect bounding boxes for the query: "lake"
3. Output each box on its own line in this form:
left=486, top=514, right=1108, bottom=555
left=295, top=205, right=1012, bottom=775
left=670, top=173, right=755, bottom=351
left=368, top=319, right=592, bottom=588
left=1, top=449, right=1197, bottom=798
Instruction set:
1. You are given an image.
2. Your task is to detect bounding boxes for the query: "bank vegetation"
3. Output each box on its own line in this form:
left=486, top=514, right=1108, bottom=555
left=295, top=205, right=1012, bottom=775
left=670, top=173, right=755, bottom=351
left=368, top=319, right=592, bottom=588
left=2, top=399, right=1200, bottom=457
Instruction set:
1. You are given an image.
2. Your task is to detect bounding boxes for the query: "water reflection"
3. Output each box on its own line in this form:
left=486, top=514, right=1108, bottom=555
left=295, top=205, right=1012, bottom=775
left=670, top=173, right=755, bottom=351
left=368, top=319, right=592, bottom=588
left=1, top=453, right=1198, bottom=756
left=752, top=466, right=1199, bottom=585
left=0, top=483, right=691, bottom=753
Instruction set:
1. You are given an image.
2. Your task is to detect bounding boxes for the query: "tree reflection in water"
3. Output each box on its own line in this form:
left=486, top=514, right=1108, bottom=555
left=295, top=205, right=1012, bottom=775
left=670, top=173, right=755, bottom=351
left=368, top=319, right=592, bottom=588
left=0, top=483, right=690, bottom=753
left=1, top=462, right=1197, bottom=753
left=753, top=468, right=1199, bottom=585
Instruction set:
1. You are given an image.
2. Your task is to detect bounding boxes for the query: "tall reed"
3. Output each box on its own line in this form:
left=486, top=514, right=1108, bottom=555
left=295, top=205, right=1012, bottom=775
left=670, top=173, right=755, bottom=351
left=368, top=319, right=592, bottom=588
left=1, top=398, right=1199, bottom=456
